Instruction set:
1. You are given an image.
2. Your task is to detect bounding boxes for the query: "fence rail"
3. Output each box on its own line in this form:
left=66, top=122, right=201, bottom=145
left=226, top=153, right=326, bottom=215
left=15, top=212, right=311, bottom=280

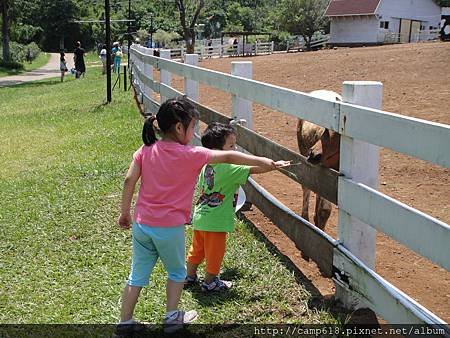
left=129, top=45, right=450, bottom=331
left=287, top=35, right=330, bottom=52
left=168, top=41, right=274, bottom=60
left=380, top=29, right=440, bottom=43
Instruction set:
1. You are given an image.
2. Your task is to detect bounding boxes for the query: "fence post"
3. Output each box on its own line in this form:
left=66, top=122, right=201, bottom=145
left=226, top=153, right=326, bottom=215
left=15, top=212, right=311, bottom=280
left=123, top=65, right=127, bottom=91
left=184, top=54, right=199, bottom=135
left=159, top=49, right=171, bottom=103
left=143, top=48, right=154, bottom=100
left=271, top=41, right=274, bottom=53
left=231, top=61, right=253, bottom=129
left=336, top=81, right=383, bottom=308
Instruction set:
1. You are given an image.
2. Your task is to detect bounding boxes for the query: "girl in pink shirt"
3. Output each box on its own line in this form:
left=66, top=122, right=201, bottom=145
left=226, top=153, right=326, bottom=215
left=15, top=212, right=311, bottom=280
left=117, top=97, right=289, bottom=333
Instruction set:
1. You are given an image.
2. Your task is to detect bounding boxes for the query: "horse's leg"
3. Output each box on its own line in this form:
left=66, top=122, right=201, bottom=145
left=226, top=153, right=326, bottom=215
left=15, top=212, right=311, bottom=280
left=314, top=196, right=332, bottom=231
left=301, top=186, right=311, bottom=222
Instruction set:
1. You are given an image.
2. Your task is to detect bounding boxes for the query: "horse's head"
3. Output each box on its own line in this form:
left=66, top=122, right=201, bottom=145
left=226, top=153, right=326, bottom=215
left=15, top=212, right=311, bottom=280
left=305, top=90, right=341, bottom=171
left=307, top=129, right=340, bottom=170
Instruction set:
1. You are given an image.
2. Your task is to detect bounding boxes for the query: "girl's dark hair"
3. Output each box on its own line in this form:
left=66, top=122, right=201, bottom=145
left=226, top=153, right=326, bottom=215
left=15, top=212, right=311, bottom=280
left=201, top=122, right=236, bottom=149
left=142, top=96, right=199, bottom=146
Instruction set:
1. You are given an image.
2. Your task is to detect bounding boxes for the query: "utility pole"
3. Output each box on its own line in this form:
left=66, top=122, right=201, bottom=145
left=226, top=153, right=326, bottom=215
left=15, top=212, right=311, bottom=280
left=150, top=14, right=154, bottom=48
left=105, top=0, right=112, bottom=103
left=127, top=0, right=131, bottom=68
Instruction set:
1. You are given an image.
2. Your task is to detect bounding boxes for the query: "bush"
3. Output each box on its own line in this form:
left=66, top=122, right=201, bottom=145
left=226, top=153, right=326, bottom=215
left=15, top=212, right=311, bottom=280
left=152, top=29, right=181, bottom=48
left=272, top=31, right=292, bottom=51
left=7, top=41, right=41, bottom=63
left=0, top=60, right=24, bottom=70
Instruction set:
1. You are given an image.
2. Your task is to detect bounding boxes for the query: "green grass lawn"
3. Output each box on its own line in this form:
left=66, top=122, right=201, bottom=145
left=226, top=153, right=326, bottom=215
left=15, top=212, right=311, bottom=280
left=0, top=66, right=341, bottom=331
left=0, top=52, right=51, bottom=77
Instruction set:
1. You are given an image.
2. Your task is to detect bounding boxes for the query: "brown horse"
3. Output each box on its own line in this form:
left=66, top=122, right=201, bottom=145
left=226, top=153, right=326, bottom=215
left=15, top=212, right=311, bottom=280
left=296, top=90, right=341, bottom=230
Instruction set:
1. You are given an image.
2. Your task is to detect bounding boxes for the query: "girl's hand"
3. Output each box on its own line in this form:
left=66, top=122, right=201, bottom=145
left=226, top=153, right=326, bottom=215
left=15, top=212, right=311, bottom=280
left=118, top=212, right=132, bottom=229
left=274, top=160, right=291, bottom=168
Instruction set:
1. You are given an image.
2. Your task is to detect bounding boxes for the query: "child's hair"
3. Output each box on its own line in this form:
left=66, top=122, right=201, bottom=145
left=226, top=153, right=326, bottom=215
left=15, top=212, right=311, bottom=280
left=142, top=96, right=199, bottom=146
left=201, top=122, right=236, bottom=149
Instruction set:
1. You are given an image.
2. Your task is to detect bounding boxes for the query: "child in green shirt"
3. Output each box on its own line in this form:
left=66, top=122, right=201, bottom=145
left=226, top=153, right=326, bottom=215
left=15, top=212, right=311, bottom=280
left=186, top=122, right=290, bottom=291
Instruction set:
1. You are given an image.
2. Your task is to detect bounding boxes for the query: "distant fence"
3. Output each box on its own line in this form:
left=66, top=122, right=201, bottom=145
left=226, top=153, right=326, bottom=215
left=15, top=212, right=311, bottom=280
left=287, top=35, right=330, bottom=52
left=130, top=45, right=450, bottom=334
left=380, top=29, right=440, bottom=43
left=169, top=41, right=274, bottom=60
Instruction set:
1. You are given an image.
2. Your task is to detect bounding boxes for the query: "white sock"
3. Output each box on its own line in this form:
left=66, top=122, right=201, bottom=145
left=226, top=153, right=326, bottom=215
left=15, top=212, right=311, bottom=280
left=165, top=310, right=178, bottom=319
left=119, top=319, right=135, bottom=325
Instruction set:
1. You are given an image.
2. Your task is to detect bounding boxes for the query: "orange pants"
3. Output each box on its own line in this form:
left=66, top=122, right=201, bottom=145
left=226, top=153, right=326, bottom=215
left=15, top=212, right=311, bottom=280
left=186, top=230, right=227, bottom=275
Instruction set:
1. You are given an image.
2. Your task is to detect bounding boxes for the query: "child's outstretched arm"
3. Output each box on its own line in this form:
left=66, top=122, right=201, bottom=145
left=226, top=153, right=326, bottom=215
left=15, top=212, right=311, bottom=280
left=118, top=161, right=141, bottom=229
left=249, top=165, right=280, bottom=174
left=209, top=150, right=290, bottom=171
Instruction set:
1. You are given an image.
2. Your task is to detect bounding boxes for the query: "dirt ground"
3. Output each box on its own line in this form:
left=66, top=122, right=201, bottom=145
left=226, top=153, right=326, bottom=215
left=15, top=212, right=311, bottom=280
left=169, top=41, right=450, bottom=323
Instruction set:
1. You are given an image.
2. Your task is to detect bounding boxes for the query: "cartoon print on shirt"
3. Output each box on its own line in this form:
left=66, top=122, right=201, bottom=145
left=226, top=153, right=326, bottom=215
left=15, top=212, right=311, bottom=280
left=204, top=165, right=215, bottom=190
left=197, top=191, right=225, bottom=207
left=197, top=165, right=225, bottom=208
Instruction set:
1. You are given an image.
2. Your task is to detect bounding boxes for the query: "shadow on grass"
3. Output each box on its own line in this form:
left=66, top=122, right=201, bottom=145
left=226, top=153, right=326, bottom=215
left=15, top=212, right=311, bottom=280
left=0, top=78, right=63, bottom=88
left=237, top=212, right=381, bottom=327
left=186, top=279, right=240, bottom=308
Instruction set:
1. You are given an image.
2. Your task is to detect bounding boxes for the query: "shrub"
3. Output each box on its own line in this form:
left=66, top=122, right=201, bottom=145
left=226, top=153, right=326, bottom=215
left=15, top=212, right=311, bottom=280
left=272, top=31, right=292, bottom=51
left=7, top=41, right=41, bottom=63
left=0, top=60, right=24, bottom=70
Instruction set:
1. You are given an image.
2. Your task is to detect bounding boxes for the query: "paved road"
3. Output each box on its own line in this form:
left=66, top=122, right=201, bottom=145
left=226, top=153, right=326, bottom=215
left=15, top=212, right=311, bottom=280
left=0, top=53, right=74, bottom=87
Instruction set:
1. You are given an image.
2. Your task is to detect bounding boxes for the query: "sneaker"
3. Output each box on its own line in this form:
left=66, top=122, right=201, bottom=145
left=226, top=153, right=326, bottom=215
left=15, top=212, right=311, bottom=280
left=201, top=277, right=232, bottom=292
left=164, top=310, right=198, bottom=333
left=184, top=275, right=198, bottom=289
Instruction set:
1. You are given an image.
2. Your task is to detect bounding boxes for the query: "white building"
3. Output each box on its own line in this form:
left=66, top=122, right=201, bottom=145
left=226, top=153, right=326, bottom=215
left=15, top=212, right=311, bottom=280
left=325, top=0, right=442, bottom=45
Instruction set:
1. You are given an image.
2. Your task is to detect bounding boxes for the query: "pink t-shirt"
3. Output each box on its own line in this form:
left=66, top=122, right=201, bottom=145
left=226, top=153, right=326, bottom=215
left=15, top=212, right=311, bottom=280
left=133, top=141, right=212, bottom=227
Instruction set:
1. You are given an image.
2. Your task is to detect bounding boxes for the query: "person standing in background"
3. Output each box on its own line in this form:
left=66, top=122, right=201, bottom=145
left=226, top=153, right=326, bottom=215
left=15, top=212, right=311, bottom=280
left=59, top=52, right=68, bottom=82
left=100, top=44, right=107, bottom=75
left=74, top=41, right=86, bottom=79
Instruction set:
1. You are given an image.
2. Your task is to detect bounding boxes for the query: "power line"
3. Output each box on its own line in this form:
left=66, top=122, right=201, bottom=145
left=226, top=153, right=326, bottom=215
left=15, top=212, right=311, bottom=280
left=73, top=19, right=135, bottom=23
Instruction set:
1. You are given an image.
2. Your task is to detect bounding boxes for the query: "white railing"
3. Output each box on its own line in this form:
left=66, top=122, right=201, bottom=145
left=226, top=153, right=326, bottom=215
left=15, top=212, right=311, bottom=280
left=379, top=29, right=440, bottom=44
left=287, top=35, right=330, bottom=52
left=129, top=45, right=450, bottom=331
left=412, top=29, right=440, bottom=42
left=168, top=41, right=274, bottom=60
left=310, top=34, right=330, bottom=49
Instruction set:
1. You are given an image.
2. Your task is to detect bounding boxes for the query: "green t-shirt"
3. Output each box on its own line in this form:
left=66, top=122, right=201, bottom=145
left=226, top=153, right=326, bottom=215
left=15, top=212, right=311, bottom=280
left=193, top=163, right=250, bottom=232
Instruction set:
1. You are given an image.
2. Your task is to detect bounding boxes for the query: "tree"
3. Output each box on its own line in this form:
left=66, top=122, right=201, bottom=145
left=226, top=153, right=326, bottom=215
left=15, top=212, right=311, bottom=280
left=175, top=0, right=205, bottom=53
left=278, top=0, right=328, bottom=50
left=38, top=0, right=83, bottom=51
left=203, top=10, right=226, bottom=38
left=434, top=0, right=450, bottom=6
left=1, top=0, right=11, bottom=61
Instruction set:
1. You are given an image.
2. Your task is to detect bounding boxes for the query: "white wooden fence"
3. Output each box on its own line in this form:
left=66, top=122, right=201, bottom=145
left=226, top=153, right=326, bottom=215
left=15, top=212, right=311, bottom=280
left=380, top=29, right=440, bottom=43
left=287, top=34, right=330, bottom=52
left=169, top=41, right=274, bottom=60
left=129, top=45, right=450, bottom=334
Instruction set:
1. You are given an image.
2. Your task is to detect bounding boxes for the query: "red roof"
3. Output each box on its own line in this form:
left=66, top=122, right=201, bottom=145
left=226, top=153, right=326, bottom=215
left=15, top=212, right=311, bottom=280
left=325, top=0, right=381, bottom=16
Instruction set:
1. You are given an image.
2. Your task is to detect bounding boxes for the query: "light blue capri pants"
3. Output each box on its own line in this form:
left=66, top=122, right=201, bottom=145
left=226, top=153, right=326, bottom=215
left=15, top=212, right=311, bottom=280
left=128, top=222, right=186, bottom=286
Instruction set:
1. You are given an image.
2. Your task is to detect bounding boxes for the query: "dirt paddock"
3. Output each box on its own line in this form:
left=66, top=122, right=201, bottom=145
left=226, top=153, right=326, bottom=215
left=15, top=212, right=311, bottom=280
left=168, top=41, right=450, bottom=322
